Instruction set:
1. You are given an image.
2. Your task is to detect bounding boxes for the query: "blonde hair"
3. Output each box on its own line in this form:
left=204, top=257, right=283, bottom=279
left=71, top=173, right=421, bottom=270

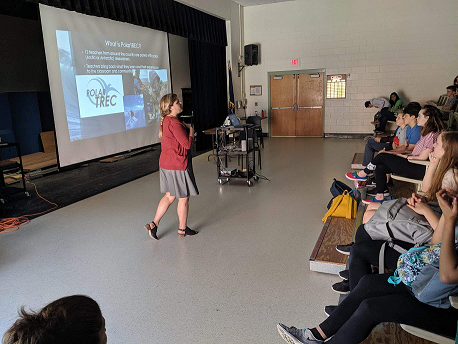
left=427, top=131, right=458, bottom=201
left=158, top=93, right=178, bottom=139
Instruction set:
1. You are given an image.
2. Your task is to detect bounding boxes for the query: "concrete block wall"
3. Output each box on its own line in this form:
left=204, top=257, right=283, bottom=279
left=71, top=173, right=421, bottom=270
left=243, top=0, right=458, bottom=134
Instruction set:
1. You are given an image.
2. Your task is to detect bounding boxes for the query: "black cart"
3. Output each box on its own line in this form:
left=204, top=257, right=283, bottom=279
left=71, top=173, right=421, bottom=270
left=215, top=126, right=258, bottom=187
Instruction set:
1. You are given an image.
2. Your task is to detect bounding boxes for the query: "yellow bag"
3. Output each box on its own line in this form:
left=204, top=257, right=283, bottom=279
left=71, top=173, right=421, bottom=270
left=322, top=190, right=356, bottom=223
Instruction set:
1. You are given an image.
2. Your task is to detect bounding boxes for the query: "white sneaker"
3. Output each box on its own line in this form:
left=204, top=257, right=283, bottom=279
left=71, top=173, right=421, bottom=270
left=277, top=324, right=323, bottom=344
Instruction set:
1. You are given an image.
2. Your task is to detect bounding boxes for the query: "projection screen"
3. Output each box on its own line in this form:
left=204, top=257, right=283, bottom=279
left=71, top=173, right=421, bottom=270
left=39, top=4, right=171, bottom=167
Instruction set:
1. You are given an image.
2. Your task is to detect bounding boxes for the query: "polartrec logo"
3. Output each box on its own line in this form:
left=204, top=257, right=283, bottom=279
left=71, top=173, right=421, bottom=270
left=87, top=77, right=120, bottom=108
left=75, top=75, right=124, bottom=118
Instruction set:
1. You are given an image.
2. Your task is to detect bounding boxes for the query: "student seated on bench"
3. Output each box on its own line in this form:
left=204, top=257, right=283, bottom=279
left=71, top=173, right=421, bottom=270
left=440, top=85, right=457, bottom=121
left=277, top=190, right=458, bottom=344
left=373, top=92, right=404, bottom=133
left=332, top=131, right=458, bottom=296
left=362, top=111, right=407, bottom=168
left=366, top=97, right=391, bottom=132
left=388, top=92, right=403, bottom=114
left=347, top=106, right=444, bottom=204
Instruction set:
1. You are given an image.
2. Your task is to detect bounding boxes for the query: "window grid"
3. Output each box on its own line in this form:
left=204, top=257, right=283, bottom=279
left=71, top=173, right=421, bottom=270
left=326, top=75, right=347, bottom=99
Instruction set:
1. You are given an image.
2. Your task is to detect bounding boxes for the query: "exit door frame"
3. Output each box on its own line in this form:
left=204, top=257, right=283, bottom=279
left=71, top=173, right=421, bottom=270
left=267, top=68, right=326, bottom=137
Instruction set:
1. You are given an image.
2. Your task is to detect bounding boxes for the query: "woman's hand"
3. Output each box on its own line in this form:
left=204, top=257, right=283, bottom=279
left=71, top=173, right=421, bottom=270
left=429, top=152, right=439, bottom=166
left=437, top=189, right=458, bottom=222
left=407, top=193, right=425, bottom=207
left=407, top=201, right=431, bottom=215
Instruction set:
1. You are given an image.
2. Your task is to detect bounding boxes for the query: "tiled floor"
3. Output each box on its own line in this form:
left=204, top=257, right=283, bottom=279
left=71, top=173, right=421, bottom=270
left=0, top=137, right=365, bottom=343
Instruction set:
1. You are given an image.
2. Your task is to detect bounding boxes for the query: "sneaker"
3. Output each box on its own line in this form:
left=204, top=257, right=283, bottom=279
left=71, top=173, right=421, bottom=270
left=335, top=243, right=353, bottom=255
left=331, top=280, right=350, bottom=295
left=345, top=171, right=367, bottom=181
left=366, top=177, right=376, bottom=188
left=277, top=324, right=323, bottom=344
left=366, top=188, right=390, bottom=197
left=324, top=305, right=338, bottom=317
left=362, top=196, right=393, bottom=205
left=338, top=269, right=349, bottom=280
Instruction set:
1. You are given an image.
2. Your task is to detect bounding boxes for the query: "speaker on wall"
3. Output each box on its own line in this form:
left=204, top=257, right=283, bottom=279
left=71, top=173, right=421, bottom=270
left=244, top=44, right=258, bottom=66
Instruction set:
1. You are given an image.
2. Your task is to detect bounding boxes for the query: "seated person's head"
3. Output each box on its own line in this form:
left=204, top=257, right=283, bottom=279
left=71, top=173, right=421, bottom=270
left=446, top=85, right=456, bottom=97
left=401, top=102, right=421, bottom=124
left=395, top=112, right=405, bottom=126
left=418, top=105, right=445, bottom=133
left=428, top=131, right=458, bottom=199
left=2, top=295, right=106, bottom=344
left=390, top=92, right=400, bottom=105
left=454, top=76, right=458, bottom=87
left=364, top=101, right=372, bottom=108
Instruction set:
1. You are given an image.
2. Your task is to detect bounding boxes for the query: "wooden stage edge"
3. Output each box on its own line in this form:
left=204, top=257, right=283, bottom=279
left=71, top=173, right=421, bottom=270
left=309, top=217, right=353, bottom=275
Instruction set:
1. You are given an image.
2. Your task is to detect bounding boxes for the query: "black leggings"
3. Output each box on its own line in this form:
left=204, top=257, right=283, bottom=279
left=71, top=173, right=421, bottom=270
left=350, top=225, right=413, bottom=290
left=364, top=153, right=426, bottom=194
left=319, top=273, right=458, bottom=343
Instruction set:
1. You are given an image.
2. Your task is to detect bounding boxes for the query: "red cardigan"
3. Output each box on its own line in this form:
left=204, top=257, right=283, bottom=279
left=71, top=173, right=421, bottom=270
left=159, top=116, right=193, bottom=171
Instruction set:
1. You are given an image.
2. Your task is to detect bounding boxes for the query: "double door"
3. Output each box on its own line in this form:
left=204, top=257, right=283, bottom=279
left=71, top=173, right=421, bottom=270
left=270, top=72, right=323, bottom=137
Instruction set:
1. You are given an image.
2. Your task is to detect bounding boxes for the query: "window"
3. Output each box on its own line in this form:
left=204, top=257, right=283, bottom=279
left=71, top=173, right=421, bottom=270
left=326, top=74, right=347, bottom=99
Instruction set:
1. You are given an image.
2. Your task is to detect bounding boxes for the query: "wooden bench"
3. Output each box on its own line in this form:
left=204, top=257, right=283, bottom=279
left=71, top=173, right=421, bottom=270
left=426, top=94, right=448, bottom=107
left=400, top=296, right=457, bottom=344
left=391, top=159, right=430, bottom=194
left=309, top=217, right=354, bottom=274
left=447, top=111, right=458, bottom=129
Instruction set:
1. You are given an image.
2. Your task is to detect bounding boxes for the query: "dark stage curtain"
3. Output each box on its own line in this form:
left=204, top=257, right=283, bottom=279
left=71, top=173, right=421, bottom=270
left=188, top=39, right=227, bottom=151
left=26, top=0, right=227, bottom=46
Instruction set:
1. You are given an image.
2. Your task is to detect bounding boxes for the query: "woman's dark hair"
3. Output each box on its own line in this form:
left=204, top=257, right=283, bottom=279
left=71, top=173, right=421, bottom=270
left=2, top=295, right=103, bottom=344
left=420, top=105, right=445, bottom=136
left=453, top=76, right=458, bottom=86
left=402, top=102, right=421, bottom=117
left=389, top=92, right=400, bottom=107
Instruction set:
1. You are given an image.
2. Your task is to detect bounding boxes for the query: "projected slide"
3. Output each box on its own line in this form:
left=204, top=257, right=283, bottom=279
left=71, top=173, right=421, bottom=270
left=40, top=4, right=171, bottom=167
left=56, top=30, right=168, bottom=141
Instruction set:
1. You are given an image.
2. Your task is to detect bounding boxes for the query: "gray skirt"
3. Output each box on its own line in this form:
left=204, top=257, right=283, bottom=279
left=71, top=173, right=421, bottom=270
left=159, top=157, right=199, bottom=198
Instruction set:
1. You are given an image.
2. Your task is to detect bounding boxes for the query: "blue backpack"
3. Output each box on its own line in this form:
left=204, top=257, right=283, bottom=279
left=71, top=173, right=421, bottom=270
left=388, top=243, right=458, bottom=308
left=328, top=179, right=360, bottom=209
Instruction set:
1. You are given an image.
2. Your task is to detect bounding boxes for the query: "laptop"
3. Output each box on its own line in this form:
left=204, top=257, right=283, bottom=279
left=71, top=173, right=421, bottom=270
left=225, top=114, right=252, bottom=128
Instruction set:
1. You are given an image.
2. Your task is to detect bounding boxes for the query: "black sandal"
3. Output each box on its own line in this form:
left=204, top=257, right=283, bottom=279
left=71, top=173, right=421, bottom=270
left=144, top=221, right=158, bottom=240
left=178, top=226, right=198, bottom=237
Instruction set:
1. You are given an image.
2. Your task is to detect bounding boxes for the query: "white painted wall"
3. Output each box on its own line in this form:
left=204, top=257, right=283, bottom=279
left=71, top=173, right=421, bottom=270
left=244, top=0, right=458, bottom=134
left=229, top=1, right=245, bottom=118
left=169, top=34, right=191, bottom=101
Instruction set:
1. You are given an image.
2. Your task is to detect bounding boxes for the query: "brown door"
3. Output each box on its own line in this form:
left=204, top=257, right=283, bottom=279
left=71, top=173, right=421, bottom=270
left=270, top=72, right=323, bottom=137
left=270, top=74, right=296, bottom=136
left=296, top=73, right=323, bottom=136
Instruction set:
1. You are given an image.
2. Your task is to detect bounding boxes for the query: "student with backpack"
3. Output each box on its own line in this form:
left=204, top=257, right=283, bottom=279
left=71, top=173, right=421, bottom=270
left=332, top=131, right=458, bottom=295
left=277, top=190, right=458, bottom=344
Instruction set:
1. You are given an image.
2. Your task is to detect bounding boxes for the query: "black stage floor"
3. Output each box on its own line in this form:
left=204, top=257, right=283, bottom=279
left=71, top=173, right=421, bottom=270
left=1, top=147, right=207, bottom=219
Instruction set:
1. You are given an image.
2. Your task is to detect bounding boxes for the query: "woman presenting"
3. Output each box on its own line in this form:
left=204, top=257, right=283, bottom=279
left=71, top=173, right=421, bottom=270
left=145, top=94, right=199, bottom=240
